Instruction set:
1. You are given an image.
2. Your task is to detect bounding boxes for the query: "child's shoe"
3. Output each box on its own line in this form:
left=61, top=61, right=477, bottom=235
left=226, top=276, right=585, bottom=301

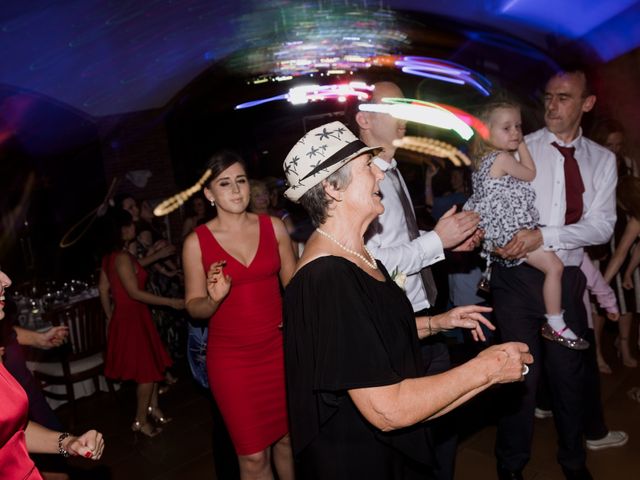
left=541, top=323, right=589, bottom=350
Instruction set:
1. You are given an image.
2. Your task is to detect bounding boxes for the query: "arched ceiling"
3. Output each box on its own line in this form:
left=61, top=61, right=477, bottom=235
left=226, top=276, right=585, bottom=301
left=1, top=0, right=638, bottom=117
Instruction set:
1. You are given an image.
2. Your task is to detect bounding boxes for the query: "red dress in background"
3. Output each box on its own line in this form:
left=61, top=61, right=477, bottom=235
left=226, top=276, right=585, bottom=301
left=0, top=363, right=43, bottom=480
left=195, top=214, right=287, bottom=455
left=103, top=252, right=172, bottom=383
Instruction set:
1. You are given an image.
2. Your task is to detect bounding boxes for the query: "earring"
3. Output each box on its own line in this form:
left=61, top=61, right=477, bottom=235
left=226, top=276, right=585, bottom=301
left=210, top=200, right=215, bottom=207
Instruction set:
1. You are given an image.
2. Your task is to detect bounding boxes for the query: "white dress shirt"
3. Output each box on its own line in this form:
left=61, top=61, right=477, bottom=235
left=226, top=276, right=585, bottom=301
left=526, top=127, right=617, bottom=267
left=365, top=156, right=445, bottom=312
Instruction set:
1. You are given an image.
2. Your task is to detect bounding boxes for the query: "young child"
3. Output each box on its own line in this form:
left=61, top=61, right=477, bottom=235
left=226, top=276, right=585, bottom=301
left=464, top=99, right=589, bottom=350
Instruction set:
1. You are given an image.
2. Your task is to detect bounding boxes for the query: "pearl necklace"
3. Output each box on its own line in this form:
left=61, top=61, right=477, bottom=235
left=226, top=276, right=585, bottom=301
left=316, top=228, right=378, bottom=270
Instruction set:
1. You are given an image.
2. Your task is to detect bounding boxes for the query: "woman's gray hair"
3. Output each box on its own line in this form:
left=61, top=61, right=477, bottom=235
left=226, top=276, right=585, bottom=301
left=299, top=162, right=354, bottom=226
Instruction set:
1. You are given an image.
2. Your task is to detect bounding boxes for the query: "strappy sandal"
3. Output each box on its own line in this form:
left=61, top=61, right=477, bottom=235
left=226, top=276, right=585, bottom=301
left=148, top=406, right=173, bottom=425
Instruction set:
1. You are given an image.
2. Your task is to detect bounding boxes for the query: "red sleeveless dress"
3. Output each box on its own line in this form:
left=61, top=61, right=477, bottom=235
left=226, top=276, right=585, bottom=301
left=0, top=363, right=43, bottom=480
left=195, top=215, right=287, bottom=455
left=103, top=252, right=172, bottom=383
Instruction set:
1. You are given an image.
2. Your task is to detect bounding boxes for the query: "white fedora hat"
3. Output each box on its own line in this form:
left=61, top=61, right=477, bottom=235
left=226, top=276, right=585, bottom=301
left=283, top=121, right=381, bottom=202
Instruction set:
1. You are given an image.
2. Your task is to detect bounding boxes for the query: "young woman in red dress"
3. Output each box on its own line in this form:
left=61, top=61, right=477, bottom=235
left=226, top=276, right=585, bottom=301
left=183, top=151, right=297, bottom=480
left=99, top=210, right=184, bottom=437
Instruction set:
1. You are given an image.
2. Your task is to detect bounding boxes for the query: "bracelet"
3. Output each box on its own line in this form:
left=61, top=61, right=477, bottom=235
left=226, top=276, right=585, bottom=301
left=427, top=316, right=433, bottom=336
left=58, top=432, right=71, bottom=457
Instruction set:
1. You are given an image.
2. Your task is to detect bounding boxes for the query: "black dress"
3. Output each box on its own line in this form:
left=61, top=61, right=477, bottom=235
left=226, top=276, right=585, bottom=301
left=284, top=257, right=434, bottom=479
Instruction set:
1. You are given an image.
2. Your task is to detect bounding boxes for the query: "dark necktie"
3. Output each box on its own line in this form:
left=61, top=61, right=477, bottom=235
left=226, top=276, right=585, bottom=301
left=387, top=167, right=438, bottom=305
left=552, top=142, right=584, bottom=225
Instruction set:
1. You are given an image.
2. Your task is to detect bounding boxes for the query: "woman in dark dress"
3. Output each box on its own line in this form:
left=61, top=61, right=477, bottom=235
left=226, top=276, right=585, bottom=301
left=282, top=121, right=533, bottom=479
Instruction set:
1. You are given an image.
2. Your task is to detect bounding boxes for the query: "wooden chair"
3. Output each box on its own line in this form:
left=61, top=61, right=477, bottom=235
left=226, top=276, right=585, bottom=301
left=31, top=296, right=116, bottom=426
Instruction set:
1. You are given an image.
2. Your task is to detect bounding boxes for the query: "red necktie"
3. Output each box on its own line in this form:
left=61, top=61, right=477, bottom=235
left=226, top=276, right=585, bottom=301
left=552, top=142, right=584, bottom=225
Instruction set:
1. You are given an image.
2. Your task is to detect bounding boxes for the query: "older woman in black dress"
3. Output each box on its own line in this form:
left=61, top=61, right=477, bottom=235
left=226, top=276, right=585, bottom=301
left=282, top=122, right=533, bottom=479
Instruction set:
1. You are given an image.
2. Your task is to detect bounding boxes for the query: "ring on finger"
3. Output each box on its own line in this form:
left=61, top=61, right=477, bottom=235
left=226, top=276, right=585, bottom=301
left=522, top=364, right=529, bottom=376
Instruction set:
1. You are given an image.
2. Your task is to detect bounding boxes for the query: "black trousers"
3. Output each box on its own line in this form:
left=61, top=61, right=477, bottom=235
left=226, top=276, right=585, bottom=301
left=492, top=264, right=588, bottom=472
left=583, top=329, right=608, bottom=440
left=536, top=328, right=608, bottom=441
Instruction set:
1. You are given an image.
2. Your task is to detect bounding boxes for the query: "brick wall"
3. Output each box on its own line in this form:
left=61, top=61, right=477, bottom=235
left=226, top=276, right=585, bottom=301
left=96, top=109, right=183, bottom=243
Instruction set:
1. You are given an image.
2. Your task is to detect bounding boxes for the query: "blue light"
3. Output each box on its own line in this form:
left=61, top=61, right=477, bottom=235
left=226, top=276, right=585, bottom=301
left=234, top=94, right=288, bottom=110
left=496, top=0, right=636, bottom=38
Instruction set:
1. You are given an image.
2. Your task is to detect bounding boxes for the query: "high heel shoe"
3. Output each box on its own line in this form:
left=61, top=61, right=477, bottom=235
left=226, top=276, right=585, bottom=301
left=131, top=420, right=162, bottom=437
left=148, top=406, right=173, bottom=425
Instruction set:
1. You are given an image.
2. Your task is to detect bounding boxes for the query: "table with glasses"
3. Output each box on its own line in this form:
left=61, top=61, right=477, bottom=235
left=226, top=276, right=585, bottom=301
left=16, top=280, right=118, bottom=410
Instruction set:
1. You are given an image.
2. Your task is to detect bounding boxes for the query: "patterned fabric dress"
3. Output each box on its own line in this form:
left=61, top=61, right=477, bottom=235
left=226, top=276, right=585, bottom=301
left=463, top=151, right=539, bottom=267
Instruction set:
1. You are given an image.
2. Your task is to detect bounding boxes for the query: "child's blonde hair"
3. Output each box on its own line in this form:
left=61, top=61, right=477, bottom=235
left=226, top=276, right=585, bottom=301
left=471, top=95, right=521, bottom=167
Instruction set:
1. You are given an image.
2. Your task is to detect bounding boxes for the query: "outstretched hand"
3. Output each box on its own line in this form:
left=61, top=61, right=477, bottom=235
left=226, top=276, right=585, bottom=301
left=433, top=304, right=494, bottom=342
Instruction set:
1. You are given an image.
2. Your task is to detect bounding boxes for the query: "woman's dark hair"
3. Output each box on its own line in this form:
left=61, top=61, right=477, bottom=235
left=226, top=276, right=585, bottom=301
left=204, top=150, right=246, bottom=187
left=617, top=176, right=640, bottom=220
left=299, top=163, right=353, bottom=226
left=103, top=208, right=134, bottom=253
left=590, top=118, right=624, bottom=148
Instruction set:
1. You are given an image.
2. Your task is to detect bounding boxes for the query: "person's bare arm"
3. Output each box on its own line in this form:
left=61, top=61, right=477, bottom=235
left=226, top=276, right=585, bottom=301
left=14, top=326, right=68, bottom=349
left=349, top=342, right=532, bottom=431
left=604, top=217, right=640, bottom=283
left=98, top=268, right=112, bottom=320
left=183, top=232, right=229, bottom=319
left=25, top=422, right=104, bottom=459
left=115, top=253, right=183, bottom=309
left=490, top=146, right=535, bottom=182
left=416, top=305, right=494, bottom=342
left=622, top=238, right=640, bottom=289
left=272, top=216, right=297, bottom=287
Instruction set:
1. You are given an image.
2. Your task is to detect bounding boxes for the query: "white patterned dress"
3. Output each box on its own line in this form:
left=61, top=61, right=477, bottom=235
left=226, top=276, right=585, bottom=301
left=463, top=151, right=539, bottom=267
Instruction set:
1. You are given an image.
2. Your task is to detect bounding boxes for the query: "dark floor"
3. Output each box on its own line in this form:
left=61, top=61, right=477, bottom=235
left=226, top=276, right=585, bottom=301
left=55, top=324, right=640, bottom=480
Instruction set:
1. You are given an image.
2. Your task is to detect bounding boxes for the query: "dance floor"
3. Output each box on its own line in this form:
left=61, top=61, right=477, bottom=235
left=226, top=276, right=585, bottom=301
left=58, top=323, right=640, bottom=479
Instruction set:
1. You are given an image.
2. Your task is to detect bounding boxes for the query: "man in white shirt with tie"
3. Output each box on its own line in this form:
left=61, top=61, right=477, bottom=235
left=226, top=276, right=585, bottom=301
left=492, top=69, right=622, bottom=480
left=353, top=81, right=481, bottom=480
left=356, top=82, right=481, bottom=312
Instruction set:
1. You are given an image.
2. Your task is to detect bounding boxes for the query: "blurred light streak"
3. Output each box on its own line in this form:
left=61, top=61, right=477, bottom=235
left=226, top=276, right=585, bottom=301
left=234, top=82, right=374, bottom=110
left=359, top=98, right=475, bottom=140
left=396, top=56, right=492, bottom=96
left=393, top=136, right=471, bottom=167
